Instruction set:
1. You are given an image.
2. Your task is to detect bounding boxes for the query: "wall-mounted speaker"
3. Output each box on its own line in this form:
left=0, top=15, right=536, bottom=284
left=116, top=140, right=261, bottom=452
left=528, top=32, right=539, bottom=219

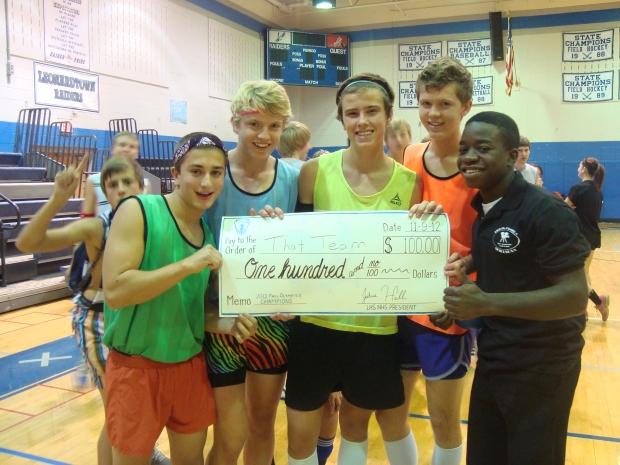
left=489, top=12, right=504, bottom=61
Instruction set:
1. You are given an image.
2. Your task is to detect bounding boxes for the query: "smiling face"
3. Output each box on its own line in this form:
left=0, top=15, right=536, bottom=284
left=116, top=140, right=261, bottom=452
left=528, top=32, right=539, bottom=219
left=172, top=148, right=226, bottom=213
left=458, top=121, right=517, bottom=202
left=341, top=88, right=390, bottom=151
left=233, top=111, right=285, bottom=160
left=418, top=83, right=471, bottom=142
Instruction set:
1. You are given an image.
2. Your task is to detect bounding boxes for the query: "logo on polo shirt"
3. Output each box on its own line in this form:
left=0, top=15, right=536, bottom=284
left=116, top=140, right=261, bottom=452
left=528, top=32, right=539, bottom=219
left=492, top=226, right=520, bottom=254
left=390, top=194, right=401, bottom=206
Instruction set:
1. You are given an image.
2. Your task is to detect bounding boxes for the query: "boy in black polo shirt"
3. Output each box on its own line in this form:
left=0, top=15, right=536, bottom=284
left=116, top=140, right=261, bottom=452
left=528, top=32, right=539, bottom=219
left=441, top=111, right=590, bottom=465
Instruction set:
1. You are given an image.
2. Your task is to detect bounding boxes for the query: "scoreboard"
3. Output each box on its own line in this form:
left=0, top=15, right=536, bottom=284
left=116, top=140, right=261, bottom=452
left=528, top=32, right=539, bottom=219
left=266, top=29, right=350, bottom=88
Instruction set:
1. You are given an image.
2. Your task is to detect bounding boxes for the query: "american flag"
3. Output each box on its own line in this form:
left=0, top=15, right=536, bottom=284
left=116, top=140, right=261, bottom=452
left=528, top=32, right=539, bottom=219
left=505, top=15, right=516, bottom=96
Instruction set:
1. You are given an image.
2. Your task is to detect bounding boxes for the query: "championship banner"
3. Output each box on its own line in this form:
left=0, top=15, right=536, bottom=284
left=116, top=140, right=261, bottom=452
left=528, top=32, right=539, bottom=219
left=34, top=62, right=99, bottom=112
left=219, top=211, right=450, bottom=316
left=44, top=0, right=90, bottom=70
left=447, top=38, right=492, bottom=67
left=399, top=81, right=418, bottom=108
left=563, top=29, right=613, bottom=62
left=399, top=42, right=442, bottom=71
left=473, top=76, right=493, bottom=105
left=563, top=71, right=613, bottom=102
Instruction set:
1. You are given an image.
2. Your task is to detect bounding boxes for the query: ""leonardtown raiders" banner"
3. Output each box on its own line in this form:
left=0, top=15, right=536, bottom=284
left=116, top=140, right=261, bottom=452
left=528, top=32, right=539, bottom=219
left=34, top=62, right=99, bottom=112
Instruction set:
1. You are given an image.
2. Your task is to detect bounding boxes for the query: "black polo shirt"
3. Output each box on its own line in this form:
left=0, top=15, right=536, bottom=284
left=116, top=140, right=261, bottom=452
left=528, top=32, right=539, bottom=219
left=472, top=173, right=591, bottom=374
left=568, top=180, right=602, bottom=249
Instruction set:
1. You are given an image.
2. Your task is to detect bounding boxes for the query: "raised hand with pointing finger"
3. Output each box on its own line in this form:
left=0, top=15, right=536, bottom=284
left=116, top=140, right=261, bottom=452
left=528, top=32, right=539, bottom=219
left=53, top=156, right=88, bottom=202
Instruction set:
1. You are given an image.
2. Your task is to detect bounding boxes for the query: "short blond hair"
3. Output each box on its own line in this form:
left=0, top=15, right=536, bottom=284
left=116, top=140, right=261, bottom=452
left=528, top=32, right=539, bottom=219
left=278, top=121, right=311, bottom=156
left=385, top=118, right=412, bottom=142
left=231, top=80, right=292, bottom=123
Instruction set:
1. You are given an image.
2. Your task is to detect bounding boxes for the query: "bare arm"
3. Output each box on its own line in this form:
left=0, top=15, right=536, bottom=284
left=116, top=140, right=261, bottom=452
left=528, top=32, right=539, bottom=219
left=407, top=176, right=442, bottom=218
left=103, top=198, right=222, bottom=308
left=17, top=213, right=100, bottom=253
left=443, top=267, right=588, bottom=321
left=408, top=174, right=423, bottom=206
left=82, top=177, right=98, bottom=216
left=298, top=158, right=319, bottom=205
left=17, top=160, right=100, bottom=253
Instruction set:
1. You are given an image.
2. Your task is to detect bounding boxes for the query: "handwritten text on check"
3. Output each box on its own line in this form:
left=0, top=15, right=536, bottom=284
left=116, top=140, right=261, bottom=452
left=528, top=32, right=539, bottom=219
left=219, top=211, right=450, bottom=316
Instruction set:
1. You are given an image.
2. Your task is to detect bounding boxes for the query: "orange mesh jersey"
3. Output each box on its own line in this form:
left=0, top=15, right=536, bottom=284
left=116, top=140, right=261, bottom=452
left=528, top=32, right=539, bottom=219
left=404, top=142, right=478, bottom=335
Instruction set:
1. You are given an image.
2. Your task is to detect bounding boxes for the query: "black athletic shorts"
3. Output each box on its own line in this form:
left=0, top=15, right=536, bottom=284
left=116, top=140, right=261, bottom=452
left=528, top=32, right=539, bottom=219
left=285, top=320, right=404, bottom=411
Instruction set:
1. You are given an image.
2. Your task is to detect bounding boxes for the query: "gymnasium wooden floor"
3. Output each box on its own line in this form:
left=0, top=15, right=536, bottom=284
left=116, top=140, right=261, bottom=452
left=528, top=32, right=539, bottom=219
left=0, top=227, right=619, bottom=465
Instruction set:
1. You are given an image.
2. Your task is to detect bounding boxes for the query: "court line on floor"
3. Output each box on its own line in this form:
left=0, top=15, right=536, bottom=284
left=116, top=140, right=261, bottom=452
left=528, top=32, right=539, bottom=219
left=1, top=313, right=67, bottom=324
left=33, top=311, right=72, bottom=317
left=0, top=406, right=34, bottom=417
left=40, top=383, right=85, bottom=394
left=0, top=336, right=81, bottom=399
left=567, top=432, right=620, bottom=443
left=582, top=364, right=620, bottom=372
left=0, top=319, right=35, bottom=325
left=0, top=367, right=77, bottom=400
left=0, top=314, right=70, bottom=334
left=0, top=447, right=71, bottom=465
left=0, top=382, right=89, bottom=434
left=0, top=321, right=62, bottom=337
left=408, top=413, right=620, bottom=444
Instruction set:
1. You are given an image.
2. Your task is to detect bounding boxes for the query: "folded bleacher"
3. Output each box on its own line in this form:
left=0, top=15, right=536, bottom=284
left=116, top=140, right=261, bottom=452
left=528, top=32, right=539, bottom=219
left=0, top=109, right=176, bottom=311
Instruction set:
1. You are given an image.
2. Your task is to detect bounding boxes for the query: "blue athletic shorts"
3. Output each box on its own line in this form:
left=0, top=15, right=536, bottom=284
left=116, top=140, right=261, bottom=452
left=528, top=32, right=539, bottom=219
left=398, top=317, right=474, bottom=380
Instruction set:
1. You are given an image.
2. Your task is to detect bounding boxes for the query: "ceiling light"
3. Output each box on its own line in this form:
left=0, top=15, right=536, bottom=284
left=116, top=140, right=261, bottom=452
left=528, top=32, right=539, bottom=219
left=313, top=0, right=335, bottom=9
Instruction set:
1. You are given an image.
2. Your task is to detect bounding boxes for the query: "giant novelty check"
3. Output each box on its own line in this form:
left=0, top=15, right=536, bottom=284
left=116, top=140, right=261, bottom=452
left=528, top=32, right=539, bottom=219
left=219, top=211, right=450, bottom=316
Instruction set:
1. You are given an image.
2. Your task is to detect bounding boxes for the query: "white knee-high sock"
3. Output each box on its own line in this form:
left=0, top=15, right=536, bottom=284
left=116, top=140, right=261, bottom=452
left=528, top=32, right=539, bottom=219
left=431, top=443, right=463, bottom=465
left=384, top=431, right=418, bottom=465
left=338, top=437, right=368, bottom=465
left=289, top=450, right=319, bottom=465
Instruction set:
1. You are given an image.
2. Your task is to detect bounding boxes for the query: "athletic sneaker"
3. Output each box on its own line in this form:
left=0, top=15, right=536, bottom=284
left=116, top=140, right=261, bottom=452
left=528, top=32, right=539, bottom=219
left=596, top=295, right=610, bottom=322
left=151, top=448, right=171, bottom=465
